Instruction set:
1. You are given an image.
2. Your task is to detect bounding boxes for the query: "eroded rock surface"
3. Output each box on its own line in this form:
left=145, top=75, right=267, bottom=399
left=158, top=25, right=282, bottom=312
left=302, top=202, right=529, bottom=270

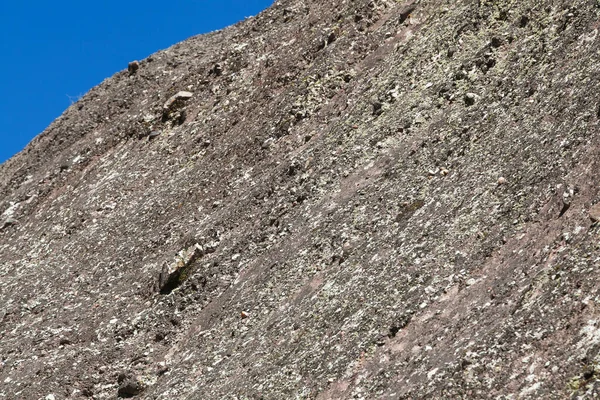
left=1, top=0, right=600, bottom=399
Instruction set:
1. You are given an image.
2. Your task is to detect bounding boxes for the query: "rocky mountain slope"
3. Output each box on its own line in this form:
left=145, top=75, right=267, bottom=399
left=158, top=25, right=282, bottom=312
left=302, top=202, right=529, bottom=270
left=2, top=0, right=600, bottom=398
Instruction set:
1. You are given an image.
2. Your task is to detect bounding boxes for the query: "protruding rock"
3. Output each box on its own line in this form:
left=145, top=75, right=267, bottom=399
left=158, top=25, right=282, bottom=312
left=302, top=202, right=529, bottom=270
left=177, top=109, right=187, bottom=125
left=162, top=91, right=194, bottom=121
left=128, top=61, right=140, bottom=74
left=210, top=63, right=223, bottom=76
left=590, top=203, right=600, bottom=222
left=117, top=377, right=144, bottom=398
left=372, top=101, right=388, bottom=116
left=163, top=91, right=193, bottom=111
left=464, top=92, right=479, bottom=106
left=148, top=131, right=161, bottom=140
left=0, top=218, right=17, bottom=230
left=158, top=243, right=203, bottom=294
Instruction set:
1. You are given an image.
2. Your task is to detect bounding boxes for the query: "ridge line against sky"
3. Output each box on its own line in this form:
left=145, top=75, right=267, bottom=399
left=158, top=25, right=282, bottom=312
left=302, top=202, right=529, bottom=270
left=0, top=0, right=274, bottom=164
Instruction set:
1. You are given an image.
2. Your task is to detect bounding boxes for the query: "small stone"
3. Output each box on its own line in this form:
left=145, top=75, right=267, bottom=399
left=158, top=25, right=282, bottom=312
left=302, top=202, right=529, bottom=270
left=440, top=167, right=449, bottom=176
left=589, top=203, right=600, bottom=222
left=128, top=61, right=140, bottom=74
left=45, top=395, right=56, bottom=400
left=497, top=177, right=506, bottom=185
left=241, top=311, right=249, bottom=319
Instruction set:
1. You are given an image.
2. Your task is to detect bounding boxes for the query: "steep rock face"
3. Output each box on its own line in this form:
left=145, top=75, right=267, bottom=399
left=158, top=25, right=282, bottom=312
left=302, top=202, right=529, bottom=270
left=1, top=0, right=600, bottom=399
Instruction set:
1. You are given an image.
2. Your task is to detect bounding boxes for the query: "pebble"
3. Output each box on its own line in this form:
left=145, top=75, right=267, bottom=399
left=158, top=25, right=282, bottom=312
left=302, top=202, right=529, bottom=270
left=148, top=131, right=161, bottom=140
left=497, top=177, right=506, bottom=185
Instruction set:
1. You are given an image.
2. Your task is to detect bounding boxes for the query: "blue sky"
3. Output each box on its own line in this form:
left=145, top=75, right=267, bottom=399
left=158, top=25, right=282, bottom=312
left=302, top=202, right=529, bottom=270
left=0, top=0, right=273, bottom=164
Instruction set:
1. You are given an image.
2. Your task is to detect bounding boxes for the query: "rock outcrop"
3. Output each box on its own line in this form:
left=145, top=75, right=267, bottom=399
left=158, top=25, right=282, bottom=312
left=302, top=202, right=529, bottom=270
left=1, top=0, right=600, bottom=398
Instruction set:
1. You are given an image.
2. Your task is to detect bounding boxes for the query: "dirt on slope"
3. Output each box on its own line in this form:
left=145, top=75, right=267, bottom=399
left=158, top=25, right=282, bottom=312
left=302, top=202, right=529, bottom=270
left=1, top=0, right=600, bottom=399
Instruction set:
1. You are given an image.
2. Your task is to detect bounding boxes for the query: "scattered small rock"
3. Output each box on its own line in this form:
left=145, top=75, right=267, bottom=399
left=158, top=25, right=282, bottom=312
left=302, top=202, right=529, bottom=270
left=497, top=177, right=506, bottom=185
left=241, top=311, right=249, bottom=319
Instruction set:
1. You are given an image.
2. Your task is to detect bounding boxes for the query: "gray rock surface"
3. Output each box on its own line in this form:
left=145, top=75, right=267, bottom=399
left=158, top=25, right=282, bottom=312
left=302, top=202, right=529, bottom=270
left=1, top=0, right=600, bottom=399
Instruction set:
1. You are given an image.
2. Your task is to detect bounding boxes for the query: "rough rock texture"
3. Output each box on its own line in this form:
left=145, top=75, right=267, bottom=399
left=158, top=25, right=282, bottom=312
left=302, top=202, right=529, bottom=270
left=2, top=0, right=600, bottom=399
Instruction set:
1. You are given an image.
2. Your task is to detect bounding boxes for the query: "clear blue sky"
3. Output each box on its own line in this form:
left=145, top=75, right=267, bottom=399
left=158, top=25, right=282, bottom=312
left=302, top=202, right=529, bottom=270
left=0, top=0, right=273, bottom=164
